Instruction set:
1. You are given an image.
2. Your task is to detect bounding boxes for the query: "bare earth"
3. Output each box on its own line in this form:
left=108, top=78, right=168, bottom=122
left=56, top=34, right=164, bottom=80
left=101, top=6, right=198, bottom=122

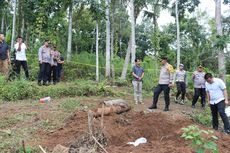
left=0, top=91, right=230, bottom=153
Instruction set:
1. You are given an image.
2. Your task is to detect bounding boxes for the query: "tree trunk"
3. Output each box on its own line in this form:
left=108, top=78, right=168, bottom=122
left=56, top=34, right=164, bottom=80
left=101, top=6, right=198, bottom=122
left=67, top=0, right=73, bottom=61
left=96, top=20, right=99, bottom=82
left=1, top=14, right=4, bottom=32
left=175, top=0, right=180, bottom=69
left=121, top=38, right=131, bottom=80
left=215, top=0, right=225, bottom=81
left=105, top=0, right=110, bottom=77
left=130, top=0, right=136, bottom=67
left=11, top=0, right=17, bottom=50
left=21, top=15, right=25, bottom=37
left=111, top=3, right=115, bottom=81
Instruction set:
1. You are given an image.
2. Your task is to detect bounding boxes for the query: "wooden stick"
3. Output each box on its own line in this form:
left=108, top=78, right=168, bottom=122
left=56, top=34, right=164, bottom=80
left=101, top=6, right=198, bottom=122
left=101, top=104, right=105, bottom=129
left=88, top=110, right=94, bottom=136
left=22, top=140, right=26, bottom=153
left=92, top=136, right=108, bottom=153
left=39, top=145, right=47, bottom=153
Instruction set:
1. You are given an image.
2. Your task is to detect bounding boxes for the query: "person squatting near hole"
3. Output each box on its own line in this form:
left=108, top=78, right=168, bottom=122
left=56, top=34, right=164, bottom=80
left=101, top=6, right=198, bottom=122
left=174, top=64, right=187, bottom=105
left=14, top=36, right=29, bottom=79
left=131, top=59, right=144, bottom=105
left=191, top=65, right=206, bottom=109
left=149, top=57, right=174, bottom=111
left=205, top=73, right=230, bottom=135
left=0, top=32, right=10, bottom=78
left=38, top=40, right=52, bottom=86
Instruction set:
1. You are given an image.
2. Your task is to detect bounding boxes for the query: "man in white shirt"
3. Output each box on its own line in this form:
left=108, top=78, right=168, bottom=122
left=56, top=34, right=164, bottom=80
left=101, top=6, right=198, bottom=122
left=205, top=73, right=230, bottom=134
left=14, top=36, right=29, bottom=79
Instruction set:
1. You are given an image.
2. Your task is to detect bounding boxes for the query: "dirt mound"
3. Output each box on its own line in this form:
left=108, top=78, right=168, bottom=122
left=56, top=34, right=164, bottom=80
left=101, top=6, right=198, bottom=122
left=39, top=110, right=230, bottom=153
left=103, top=111, right=193, bottom=153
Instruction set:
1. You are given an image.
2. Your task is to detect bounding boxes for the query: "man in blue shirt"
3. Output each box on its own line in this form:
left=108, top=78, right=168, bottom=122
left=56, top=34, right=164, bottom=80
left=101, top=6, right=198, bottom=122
left=132, top=59, right=144, bottom=104
left=0, top=32, right=10, bottom=78
left=205, top=73, right=230, bottom=134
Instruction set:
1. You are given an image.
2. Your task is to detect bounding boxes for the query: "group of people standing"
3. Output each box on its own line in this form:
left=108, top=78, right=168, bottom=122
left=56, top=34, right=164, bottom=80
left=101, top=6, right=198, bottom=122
left=38, top=40, right=64, bottom=86
left=132, top=57, right=230, bottom=134
left=0, top=33, right=64, bottom=84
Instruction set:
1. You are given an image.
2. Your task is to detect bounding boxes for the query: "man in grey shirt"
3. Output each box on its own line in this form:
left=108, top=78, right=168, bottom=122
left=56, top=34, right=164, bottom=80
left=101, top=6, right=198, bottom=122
left=38, top=40, right=52, bottom=86
left=175, top=64, right=187, bottom=104
left=149, top=57, right=174, bottom=111
left=132, top=59, right=144, bottom=104
left=191, top=65, right=206, bottom=108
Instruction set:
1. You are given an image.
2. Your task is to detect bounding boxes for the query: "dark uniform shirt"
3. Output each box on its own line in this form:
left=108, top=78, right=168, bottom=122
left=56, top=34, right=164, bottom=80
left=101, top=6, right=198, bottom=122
left=0, top=41, right=9, bottom=60
left=132, top=65, right=144, bottom=81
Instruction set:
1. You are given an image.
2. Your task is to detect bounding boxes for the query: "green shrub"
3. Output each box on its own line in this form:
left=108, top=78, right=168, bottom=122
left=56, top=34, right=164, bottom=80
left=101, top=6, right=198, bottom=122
left=181, top=125, right=218, bottom=153
left=0, top=79, right=117, bottom=101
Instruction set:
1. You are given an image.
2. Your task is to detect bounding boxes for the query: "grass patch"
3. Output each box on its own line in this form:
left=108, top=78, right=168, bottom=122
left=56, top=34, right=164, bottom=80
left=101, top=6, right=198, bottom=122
left=191, top=108, right=212, bottom=126
left=0, top=78, right=118, bottom=101
left=60, top=98, right=81, bottom=112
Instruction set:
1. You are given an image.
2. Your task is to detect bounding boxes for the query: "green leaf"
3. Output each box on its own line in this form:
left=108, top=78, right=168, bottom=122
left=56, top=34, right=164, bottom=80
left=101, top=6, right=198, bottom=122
left=185, top=135, right=194, bottom=139
left=196, top=147, right=205, bottom=153
left=211, top=136, right=218, bottom=140
left=195, top=140, right=202, bottom=145
left=204, top=141, right=218, bottom=150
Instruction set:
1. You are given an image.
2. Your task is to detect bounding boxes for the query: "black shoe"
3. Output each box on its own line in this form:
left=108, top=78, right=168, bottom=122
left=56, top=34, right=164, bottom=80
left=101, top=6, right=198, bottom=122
left=163, top=107, right=169, bottom=111
left=201, top=104, right=205, bottom=109
left=224, top=130, right=230, bottom=135
left=38, top=82, right=42, bottom=86
left=213, top=127, right=218, bottom=131
left=148, top=105, right=157, bottom=109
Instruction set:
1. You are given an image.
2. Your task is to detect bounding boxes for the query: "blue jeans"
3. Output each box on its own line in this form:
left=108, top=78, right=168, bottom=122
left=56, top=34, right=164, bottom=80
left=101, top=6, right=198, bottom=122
left=210, top=100, right=230, bottom=131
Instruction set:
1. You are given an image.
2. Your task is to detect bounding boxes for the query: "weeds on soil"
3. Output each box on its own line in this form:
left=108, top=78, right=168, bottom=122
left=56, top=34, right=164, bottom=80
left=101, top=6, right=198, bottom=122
left=192, top=108, right=212, bottom=126
left=181, top=125, right=218, bottom=153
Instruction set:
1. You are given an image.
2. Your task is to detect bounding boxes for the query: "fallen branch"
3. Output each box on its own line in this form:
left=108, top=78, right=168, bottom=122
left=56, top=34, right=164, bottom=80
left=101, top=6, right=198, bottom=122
left=0, top=129, right=11, bottom=135
left=39, top=145, right=47, bottom=153
left=92, top=135, right=108, bottom=153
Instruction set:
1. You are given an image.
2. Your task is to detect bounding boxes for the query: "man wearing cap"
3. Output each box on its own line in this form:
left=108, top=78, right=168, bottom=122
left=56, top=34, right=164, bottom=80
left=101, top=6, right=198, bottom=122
left=149, top=57, right=174, bottom=111
left=191, top=65, right=206, bottom=108
left=204, top=73, right=230, bottom=134
left=175, top=64, right=187, bottom=104
left=132, top=59, right=144, bottom=104
left=0, top=32, right=10, bottom=77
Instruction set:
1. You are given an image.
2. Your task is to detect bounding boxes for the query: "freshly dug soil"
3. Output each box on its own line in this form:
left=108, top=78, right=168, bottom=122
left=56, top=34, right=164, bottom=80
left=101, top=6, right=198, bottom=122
left=39, top=110, right=230, bottom=153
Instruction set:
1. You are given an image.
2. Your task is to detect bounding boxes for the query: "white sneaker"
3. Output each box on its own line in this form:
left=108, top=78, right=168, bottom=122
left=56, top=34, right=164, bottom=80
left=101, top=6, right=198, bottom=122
left=180, top=100, right=185, bottom=105
left=174, top=97, right=178, bottom=103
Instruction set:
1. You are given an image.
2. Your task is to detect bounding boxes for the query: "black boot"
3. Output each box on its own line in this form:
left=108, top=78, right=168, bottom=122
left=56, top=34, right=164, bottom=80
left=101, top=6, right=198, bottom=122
left=163, top=106, right=169, bottom=111
left=148, top=103, right=157, bottom=109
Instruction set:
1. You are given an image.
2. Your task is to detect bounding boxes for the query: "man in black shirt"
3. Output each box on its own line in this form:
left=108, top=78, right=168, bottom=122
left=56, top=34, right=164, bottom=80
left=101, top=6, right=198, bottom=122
left=0, top=32, right=10, bottom=77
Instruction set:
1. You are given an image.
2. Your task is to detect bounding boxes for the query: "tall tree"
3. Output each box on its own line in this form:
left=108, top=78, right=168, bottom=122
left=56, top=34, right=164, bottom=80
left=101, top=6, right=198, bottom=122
left=215, top=0, right=225, bottom=81
left=105, top=0, right=110, bottom=77
left=130, top=0, right=136, bottom=66
left=67, top=0, right=73, bottom=61
left=175, top=0, right=180, bottom=69
left=11, top=0, right=17, bottom=50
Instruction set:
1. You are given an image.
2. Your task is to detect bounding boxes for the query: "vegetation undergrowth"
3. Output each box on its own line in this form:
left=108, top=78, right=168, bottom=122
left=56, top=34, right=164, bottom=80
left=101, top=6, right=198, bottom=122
left=181, top=125, right=218, bottom=153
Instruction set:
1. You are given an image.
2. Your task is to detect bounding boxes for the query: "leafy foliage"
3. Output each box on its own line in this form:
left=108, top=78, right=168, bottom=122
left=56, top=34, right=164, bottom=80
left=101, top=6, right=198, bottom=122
left=181, top=125, right=218, bottom=153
